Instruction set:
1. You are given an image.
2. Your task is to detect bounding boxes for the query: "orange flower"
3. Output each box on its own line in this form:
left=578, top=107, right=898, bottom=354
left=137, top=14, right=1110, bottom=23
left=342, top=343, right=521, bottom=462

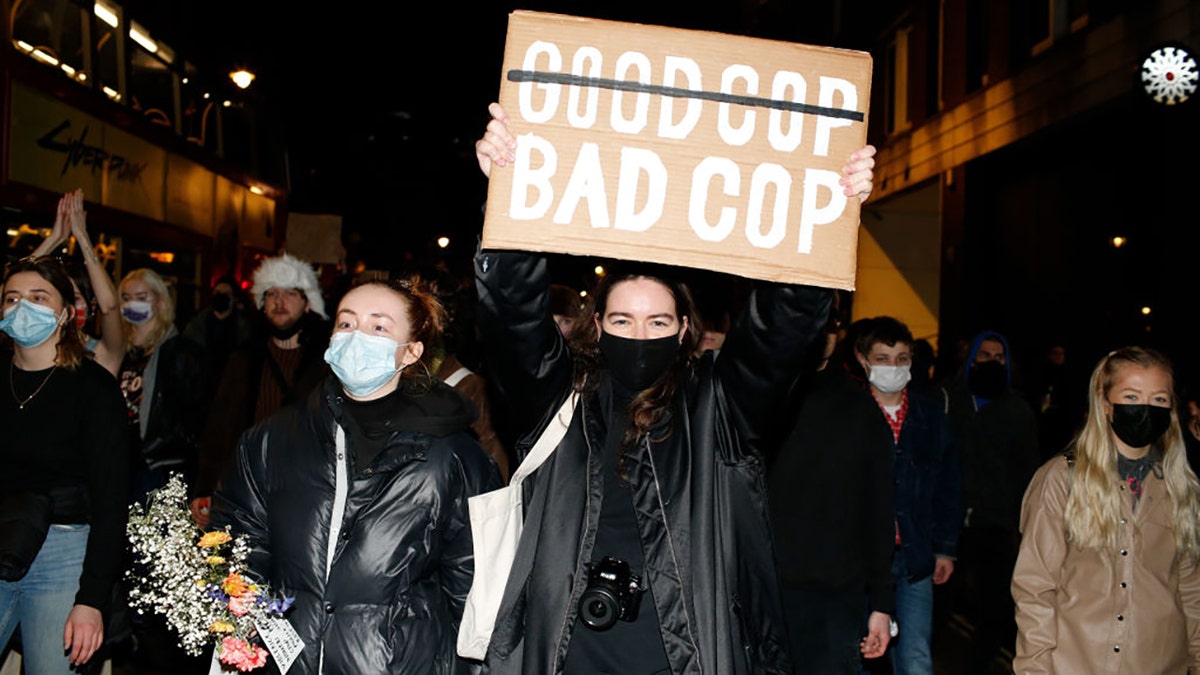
left=198, top=531, right=232, bottom=549
left=222, top=572, right=250, bottom=597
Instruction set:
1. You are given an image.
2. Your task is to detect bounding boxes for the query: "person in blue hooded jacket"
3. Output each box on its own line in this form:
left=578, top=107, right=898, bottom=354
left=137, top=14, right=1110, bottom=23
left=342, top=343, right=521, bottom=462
left=941, top=330, right=1039, bottom=674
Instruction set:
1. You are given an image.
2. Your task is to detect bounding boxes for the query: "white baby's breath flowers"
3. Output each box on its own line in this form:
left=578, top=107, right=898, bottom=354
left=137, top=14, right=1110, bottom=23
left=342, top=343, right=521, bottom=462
left=126, top=474, right=251, bottom=656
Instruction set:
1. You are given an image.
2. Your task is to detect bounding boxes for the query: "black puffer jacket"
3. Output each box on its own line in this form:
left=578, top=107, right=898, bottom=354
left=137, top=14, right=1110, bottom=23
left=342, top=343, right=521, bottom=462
left=212, top=375, right=502, bottom=675
left=475, top=249, right=830, bottom=675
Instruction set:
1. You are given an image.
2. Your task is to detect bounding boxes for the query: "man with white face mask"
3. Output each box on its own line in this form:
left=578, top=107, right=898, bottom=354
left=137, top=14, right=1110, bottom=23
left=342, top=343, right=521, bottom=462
left=854, top=316, right=962, bottom=675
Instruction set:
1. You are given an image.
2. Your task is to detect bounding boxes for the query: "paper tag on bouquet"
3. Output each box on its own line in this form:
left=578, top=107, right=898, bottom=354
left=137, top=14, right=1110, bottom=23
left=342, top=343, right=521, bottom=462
left=256, top=616, right=306, bottom=673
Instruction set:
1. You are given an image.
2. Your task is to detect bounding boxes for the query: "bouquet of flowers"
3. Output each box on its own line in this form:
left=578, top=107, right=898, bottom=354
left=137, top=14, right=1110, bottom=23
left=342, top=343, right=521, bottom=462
left=126, top=474, right=295, bottom=672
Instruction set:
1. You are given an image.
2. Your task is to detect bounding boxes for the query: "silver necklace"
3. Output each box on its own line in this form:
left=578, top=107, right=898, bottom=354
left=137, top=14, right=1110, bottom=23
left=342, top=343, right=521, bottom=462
left=11, top=361, right=57, bottom=410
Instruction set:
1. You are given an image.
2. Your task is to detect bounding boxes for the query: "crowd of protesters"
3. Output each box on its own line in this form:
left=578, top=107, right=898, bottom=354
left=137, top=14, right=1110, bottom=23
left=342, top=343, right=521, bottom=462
left=1, top=105, right=1199, bottom=675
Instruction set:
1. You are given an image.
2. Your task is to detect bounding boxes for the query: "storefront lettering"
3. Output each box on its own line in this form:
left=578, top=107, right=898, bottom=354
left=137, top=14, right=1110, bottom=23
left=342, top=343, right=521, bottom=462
left=36, top=120, right=147, bottom=182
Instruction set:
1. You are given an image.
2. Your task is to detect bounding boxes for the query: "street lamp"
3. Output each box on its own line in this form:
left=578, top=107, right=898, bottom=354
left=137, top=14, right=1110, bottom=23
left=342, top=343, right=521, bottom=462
left=230, top=70, right=255, bottom=89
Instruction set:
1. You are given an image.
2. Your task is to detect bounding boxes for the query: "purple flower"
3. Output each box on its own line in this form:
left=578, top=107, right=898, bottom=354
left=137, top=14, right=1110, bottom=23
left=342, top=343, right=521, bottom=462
left=205, top=584, right=230, bottom=603
left=266, top=596, right=295, bottom=616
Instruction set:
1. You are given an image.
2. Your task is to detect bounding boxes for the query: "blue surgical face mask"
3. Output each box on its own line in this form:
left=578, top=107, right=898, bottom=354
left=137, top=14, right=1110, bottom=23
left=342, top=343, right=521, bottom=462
left=120, top=300, right=155, bottom=325
left=0, top=299, right=66, bottom=348
left=324, top=330, right=413, bottom=398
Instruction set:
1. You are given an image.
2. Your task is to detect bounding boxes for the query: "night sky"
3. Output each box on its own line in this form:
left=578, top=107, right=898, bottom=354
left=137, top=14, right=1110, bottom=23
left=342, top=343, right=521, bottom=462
left=118, top=0, right=869, bottom=276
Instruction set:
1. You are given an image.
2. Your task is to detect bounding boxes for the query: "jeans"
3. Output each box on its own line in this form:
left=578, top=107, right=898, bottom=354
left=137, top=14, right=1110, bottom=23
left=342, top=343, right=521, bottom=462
left=889, top=553, right=933, bottom=675
left=0, top=524, right=90, bottom=675
left=781, top=585, right=864, bottom=675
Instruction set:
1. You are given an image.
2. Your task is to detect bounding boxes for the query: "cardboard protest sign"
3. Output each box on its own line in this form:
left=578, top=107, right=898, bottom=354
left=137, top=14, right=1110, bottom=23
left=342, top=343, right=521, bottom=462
left=482, top=10, right=872, bottom=289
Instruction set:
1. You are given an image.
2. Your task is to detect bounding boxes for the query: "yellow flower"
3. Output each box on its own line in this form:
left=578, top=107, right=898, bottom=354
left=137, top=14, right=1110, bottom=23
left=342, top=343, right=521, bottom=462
left=205, top=556, right=226, bottom=566
left=198, top=531, right=232, bottom=549
left=209, top=620, right=235, bottom=634
left=222, top=572, right=250, bottom=597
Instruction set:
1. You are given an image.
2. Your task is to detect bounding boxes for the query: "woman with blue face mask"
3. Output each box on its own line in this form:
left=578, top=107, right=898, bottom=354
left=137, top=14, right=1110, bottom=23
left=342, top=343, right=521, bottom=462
left=210, top=279, right=502, bottom=674
left=0, top=256, right=132, bottom=672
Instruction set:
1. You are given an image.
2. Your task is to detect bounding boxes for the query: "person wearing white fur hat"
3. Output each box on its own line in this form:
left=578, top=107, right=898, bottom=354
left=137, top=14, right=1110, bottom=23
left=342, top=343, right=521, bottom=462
left=189, top=252, right=332, bottom=527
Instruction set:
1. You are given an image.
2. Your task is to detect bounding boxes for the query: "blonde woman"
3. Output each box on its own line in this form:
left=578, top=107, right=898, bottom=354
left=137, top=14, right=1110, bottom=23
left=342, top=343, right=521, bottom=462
left=1012, top=346, right=1200, bottom=673
left=117, top=269, right=208, bottom=505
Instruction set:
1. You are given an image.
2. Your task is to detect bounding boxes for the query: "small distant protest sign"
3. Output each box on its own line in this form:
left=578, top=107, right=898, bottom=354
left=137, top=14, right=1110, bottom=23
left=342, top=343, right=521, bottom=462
left=482, top=10, right=873, bottom=290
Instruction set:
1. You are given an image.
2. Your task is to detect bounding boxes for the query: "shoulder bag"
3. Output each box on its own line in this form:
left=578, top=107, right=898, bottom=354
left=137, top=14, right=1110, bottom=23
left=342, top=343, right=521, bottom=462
left=456, top=391, right=578, bottom=660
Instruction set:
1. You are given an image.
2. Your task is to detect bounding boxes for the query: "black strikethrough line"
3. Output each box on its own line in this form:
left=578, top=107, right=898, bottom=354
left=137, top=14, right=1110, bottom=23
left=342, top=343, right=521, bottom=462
left=507, top=69, right=865, bottom=122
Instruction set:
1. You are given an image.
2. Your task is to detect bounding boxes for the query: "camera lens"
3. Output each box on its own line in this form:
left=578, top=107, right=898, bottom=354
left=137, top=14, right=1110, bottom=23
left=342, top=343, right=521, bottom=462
left=579, top=589, right=619, bottom=631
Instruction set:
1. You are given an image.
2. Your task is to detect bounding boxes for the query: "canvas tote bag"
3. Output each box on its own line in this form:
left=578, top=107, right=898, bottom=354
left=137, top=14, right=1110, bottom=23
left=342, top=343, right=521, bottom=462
left=457, top=391, right=577, bottom=660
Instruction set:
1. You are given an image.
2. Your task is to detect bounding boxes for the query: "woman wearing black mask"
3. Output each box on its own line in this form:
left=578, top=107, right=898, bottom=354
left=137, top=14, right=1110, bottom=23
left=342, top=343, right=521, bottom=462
left=1013, top=346, right=1200, bottom=673
left=472, top=102, right=876, bottom=674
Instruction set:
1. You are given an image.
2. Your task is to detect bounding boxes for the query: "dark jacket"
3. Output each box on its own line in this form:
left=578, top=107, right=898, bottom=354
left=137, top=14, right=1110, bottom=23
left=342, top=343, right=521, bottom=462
left=137, top=327, right=209, bottom=476
left=944, top=331, right=1040, bottom=532
left=212, top=375, right=502, bottom=675
left=475, top=249, right=830, bottom=675
left=194, top=316, right=330, bottom=498
left=768, top=365, right=896, bottom=614
left=892, top=386, right=963, bottom=582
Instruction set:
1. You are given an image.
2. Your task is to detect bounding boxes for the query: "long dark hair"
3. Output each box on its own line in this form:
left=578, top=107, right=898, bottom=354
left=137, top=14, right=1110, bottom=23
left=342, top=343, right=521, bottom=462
left=2, top=256, right=87, bottom=369
left=570, top=270, right=701, bottom=450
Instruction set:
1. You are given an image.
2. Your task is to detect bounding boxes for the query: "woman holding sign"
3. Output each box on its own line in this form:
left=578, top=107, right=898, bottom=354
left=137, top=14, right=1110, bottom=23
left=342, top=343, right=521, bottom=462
left=473, top=103, right=876, bottom=674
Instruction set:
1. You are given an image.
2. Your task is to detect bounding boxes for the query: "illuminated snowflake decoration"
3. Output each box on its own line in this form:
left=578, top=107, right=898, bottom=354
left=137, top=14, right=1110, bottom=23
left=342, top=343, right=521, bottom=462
left=1141, top=46, right=1198, bottom=105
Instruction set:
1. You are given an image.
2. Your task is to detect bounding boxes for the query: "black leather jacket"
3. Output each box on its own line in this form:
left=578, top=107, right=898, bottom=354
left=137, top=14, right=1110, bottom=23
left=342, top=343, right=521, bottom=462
left=475, top=249, right=831, bottom=675
left=136, top=328, right=208, bottom=476
left=213, top=375, right=502, bottom=675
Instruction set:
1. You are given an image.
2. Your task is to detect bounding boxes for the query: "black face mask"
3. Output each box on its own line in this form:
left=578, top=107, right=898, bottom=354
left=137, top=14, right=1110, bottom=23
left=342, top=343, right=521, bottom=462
left=1110, top=403, right=1172, bottom=449
left=598, top=332, right=680, bottom=392
left=968, top=360, right=1008, bottom=398
left=269, top=318, right=304, bottom=341
left=211, top=293, right=232, bottom=313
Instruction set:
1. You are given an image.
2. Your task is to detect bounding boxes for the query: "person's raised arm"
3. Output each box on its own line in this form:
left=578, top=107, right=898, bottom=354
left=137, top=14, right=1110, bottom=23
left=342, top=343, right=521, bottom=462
left=31, top=192, right=72, bottom=258
left=68, top=190, right=125, bottom=375
left=473, top=103, right=574, bottom=445
left=713, top=147, right=875, bottom=457
left=475, top=102, right=517, bottom=179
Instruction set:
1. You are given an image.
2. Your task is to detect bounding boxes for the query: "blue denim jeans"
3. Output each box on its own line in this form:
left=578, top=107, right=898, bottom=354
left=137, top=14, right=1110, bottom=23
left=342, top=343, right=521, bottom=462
left=0, top=524, right=90, bottom=675
left=890, top=553, right=934, bottom=675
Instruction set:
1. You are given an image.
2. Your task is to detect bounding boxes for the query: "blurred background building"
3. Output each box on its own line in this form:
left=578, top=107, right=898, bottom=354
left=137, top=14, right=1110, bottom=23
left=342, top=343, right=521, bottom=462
left=0, top=0, right=288, bottom=322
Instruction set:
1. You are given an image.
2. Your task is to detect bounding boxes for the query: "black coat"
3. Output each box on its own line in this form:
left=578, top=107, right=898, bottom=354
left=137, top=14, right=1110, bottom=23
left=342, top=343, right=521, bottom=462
left=136, top=329, right=209, bottom=476
left=212, top=376, right=502, bottom=675
left=475, top=249, right=831, bottom=675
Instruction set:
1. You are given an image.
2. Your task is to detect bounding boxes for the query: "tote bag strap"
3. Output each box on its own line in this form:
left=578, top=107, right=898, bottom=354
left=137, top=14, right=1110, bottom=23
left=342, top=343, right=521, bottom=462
left=509, top=391, right=578, bottom=486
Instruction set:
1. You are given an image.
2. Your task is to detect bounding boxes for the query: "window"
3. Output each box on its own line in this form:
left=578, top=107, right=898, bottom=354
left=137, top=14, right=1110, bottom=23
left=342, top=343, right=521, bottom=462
left=885, top=26, right=911, bottom=135
left=1032, top=0, right=1089, bottom=56
left=966, top=0, right=990, bottom=93
left=11, top=0, right=88, bottom=83
left=127, top=21, right=175, bottom=126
